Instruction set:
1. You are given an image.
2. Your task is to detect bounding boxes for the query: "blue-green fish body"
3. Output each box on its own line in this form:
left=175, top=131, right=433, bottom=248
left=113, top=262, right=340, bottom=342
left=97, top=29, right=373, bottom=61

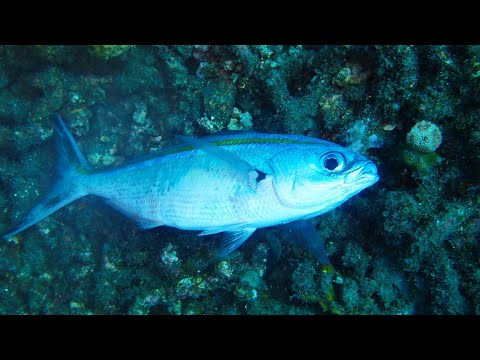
left=2, top=115, right=379, bottom=255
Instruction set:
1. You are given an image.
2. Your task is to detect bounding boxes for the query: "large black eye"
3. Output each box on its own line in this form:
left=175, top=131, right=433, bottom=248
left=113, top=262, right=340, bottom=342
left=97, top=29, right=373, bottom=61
left=325, top=157, right=339, bottom=170
left=321, top=152, right=346, bottom=172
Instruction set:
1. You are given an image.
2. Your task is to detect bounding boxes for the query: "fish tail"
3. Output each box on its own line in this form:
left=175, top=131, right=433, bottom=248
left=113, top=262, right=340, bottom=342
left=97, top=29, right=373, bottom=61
left=2, top=114, right=92, bottom=239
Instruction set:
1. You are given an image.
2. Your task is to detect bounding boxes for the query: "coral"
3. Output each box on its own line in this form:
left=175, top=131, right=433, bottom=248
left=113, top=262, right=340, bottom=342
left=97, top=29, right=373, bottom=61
left=332, top=62, right=370, bottom=88
left=160, top=243, right=180, bottom=276
left=0, top=45, right=479, bottom=314
left=406, top=120, right=443, bottom=153
left=88, top=45, right=134, bottom=60
left=404, top=121, right=443, bottom=174
left=116, top=47, right=165, bottom=95
left=31, top=45, right=79, bottom=65
left=343, top=119, right=384, bottom=153
left=227, top=107, right=253, bottom=130
left=202, top=79, right=237, bottom=128
left=403, top=148, right=442, bottom=173
left=197, top=115, right=223, bottom=133
left=216, top=260, right=234, bottom=279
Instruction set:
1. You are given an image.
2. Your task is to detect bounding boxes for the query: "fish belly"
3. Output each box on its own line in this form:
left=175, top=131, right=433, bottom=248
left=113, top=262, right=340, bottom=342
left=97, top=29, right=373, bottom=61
left=85, top=152, right=290, bottom=231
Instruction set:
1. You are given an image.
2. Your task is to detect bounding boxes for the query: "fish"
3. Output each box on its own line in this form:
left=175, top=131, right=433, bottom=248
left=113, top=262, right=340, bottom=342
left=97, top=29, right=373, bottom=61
left=1, top=114, right=379, bottom=259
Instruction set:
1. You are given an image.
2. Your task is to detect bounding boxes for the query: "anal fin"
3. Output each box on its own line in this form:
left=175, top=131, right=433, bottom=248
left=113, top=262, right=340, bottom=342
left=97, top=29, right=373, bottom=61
left=198, top=223, right=249, bottom=236
left=135, top=219, right=164, bottom=230
left=219, top=227, right=256, bottom=256
left=198, top=225, right=256, bottom=257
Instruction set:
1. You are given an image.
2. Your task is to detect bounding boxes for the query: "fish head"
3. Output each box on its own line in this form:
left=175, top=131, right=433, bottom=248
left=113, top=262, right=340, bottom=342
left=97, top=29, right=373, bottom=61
left=268, top=140, right=379, bottom=212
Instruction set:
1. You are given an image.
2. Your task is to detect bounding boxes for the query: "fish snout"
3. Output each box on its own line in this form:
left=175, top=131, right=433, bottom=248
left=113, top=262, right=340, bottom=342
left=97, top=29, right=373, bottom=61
left=360, top=162, right=378, bottom=178
left=344, top=161, right=379, bottom=185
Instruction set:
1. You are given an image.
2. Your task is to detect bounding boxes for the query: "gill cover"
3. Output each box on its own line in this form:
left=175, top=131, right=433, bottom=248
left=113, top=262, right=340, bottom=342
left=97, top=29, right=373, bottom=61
left=268, top=146, right=336, bottom=208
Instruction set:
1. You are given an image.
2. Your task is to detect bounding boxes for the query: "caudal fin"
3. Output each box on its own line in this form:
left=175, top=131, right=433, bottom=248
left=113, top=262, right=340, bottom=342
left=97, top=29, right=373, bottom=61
left=2, top=114, right=91, bottom=239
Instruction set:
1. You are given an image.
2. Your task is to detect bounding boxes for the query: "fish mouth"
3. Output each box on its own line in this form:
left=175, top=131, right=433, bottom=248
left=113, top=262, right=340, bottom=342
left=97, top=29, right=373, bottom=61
left=344, top=161, right=379, bottom=186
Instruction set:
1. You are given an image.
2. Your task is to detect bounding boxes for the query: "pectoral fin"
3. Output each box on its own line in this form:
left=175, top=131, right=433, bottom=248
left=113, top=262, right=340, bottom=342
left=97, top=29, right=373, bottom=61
left=284, top=220, right=331, bottom=265
left=176, top=135, right=267, bottom=190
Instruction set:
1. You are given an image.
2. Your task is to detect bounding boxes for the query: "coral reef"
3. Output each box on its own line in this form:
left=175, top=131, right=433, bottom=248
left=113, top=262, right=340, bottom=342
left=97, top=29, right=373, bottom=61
left=404, top=120, right=443, bottom=174
left=0, top=45, right=479, bottom=314
left=406, top=120, right=442, bottom=152
left=88, top=45, right=134, bottom=60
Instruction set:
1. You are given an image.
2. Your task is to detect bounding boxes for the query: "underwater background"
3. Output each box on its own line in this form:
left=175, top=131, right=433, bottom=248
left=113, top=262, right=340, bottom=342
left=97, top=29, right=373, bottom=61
left=0, top=45, right=478, bottom=315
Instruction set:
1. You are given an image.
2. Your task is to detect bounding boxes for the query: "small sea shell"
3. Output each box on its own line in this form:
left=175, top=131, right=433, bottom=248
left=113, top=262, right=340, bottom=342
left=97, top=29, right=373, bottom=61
left=383, top=123, right=397, bottom=131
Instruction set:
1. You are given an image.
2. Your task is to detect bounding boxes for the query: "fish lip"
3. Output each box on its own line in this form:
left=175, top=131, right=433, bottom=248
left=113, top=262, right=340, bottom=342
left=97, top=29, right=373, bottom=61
left=344, top=161, right=379, bottom=185
left=359, top=163, right=379, bottom=186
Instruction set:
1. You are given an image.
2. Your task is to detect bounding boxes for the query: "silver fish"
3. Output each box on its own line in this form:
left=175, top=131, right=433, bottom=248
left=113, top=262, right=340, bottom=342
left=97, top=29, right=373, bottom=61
left=2, top=115, right=379, bottom=256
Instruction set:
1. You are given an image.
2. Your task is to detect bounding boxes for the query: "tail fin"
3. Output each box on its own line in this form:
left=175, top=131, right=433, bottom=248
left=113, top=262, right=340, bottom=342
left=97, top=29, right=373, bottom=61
left=2, top=114, right=91, bottom=239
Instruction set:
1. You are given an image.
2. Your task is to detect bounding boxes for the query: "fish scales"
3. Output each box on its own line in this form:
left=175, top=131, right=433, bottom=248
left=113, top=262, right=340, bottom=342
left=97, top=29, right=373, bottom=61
left=2, top=115, right=379, bottom=257
left=87, top=136, right=306, bottom=229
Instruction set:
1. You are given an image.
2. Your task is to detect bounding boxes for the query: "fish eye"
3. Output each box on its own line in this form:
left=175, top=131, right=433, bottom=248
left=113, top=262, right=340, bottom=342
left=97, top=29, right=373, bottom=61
left=321, top=152, right=346, bottom=172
